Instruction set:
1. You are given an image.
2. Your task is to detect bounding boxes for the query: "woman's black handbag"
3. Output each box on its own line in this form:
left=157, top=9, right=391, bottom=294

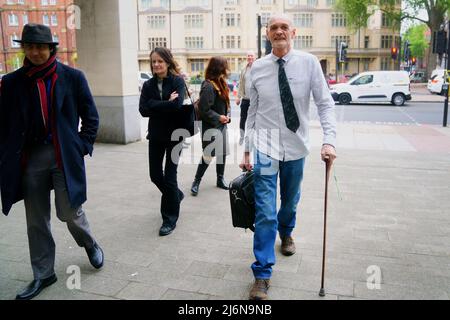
left=177, top=85, right=200, bottom=137
left=229, top=170, right=255, bottom=232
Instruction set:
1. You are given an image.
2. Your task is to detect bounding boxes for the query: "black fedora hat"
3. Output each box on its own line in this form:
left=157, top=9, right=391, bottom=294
left=13, top=23, right=59, bottom=45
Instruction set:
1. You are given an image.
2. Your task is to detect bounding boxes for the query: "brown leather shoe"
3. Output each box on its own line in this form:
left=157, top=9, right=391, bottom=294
left=281, top=236, right=296, bottom=256
left=249, top=279, right=270, bottom=300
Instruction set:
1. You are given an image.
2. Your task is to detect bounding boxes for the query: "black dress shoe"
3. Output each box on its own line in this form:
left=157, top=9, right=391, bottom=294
left=191, top=179, right=201, bottom=196
left=15, top=274, right=57, bottom=300
left=217, top=176, right=229, bottom=190
left=159, top=224, right=175, bottom=236
left=85, top=243, right=104, bottom=269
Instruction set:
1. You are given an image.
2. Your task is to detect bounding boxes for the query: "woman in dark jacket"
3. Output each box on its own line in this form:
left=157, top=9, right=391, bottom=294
left=190, top=56, right=231, bottom=196
left=139, top=47, right=186, bottom=236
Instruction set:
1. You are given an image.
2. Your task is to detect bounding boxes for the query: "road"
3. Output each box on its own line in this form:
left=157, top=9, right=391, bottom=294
left=140, top=101, right=448, bottom=140
left=331, top=102, right=448, bottom=126
left=229, top=101, right=448, bottom=126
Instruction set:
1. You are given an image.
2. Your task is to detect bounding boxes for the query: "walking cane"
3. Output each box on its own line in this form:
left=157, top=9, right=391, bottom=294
left=319, top=158, right=332, bottom=297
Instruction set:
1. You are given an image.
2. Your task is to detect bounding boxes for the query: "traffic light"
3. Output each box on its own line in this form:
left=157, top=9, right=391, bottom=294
left=339, top=42, right=348, bottom=62
left=391, top=47, right=398, bottom=60
left=433, top=30, right=447, bottom=54
left=411, top=57, right=417, bottom=65
left=404, top=41, right=410, bottom=62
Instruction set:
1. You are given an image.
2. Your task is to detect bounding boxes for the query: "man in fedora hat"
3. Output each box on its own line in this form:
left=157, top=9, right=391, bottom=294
left=0, top=23, right=104, bottom=300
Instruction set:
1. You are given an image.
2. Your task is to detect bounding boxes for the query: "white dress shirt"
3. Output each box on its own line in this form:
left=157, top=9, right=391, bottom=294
left=245, top=49, right=337, bottom=161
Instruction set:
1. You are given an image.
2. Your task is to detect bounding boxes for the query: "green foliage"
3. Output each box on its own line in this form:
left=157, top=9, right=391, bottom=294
left=189, top=74, right=204, bottom=84
left=6, top=52, right=25, bottom=70
left=403, top=24, right=429, bottom=58
left=335, top=0, right=374, bottom=31
left=335, top=0, right=450, bottom=31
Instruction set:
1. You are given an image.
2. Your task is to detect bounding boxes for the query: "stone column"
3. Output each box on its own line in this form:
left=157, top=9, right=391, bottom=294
left=74, top=0, right=141, bottom=144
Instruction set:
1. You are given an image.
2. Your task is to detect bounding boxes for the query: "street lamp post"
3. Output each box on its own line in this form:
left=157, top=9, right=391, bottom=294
left=443, top=19, right=450, bottom=128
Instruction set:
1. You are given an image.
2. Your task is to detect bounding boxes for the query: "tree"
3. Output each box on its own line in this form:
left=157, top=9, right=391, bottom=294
left=403, top=24, right=429, bottom=59
left=6, top=52, right=25, bottom=72
left=335, top=0, right=450, bottom=76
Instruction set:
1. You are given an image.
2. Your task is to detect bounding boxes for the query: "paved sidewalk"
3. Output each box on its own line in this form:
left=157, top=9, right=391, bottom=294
left=410, top=83, right=446, bottom=103
left=1, top=118, right=450, bottom=300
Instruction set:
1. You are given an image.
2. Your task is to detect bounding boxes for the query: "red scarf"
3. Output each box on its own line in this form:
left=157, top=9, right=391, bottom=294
left=23, top=55, right=63, bottom=170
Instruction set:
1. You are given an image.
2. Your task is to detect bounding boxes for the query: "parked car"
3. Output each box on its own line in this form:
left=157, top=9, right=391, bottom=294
left=138, top=71, right=152, bottom=91
left=329, top=71, right=411, bottom=106
left=427, top=69, right=447, bottom=95
left=410, top=71, right=426, bottom=83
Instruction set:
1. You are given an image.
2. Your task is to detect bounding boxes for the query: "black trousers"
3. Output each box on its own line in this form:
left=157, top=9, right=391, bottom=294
left=240, top=99, right=250, bottom=138
left=149, top=139, right=183, bottom=228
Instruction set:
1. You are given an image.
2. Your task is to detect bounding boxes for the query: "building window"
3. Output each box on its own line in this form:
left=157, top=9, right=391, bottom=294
left=185, top=37, right=204, bottom=49
left=147, top=15, right=165, bottom=29
left=258, top=0, right=275, bottom=4
left=293, top=13, right=312, bottom=28
left=221, top=13, right=240, bottom=27
left=9, top=14, right=19, bottom=26
left=331, top=13, right=346, bottom=27
left=51, top=14, right=58, bottom=26
left=221, top=35, right=241, bottom=49
left=364, top=36, right=369, bottom=49
left=11, top=34, right=20, bottom=48
left=141, top=0, right=152, bottom=9
left=260, top=12, right=270, bottom=26
left=380, top=57, right=390, bottom=70
left=23, top=14, right=28, bottom=25
left=381, top=13, right=393, bottom=27
left=337, top=62, right=349, bottom=71
left=184, top=14, right=203, bottom=28
left=363, top=58, right=370, bottom=71
left=53, top=33, right=59, bottom=43
left=380, top=35, right=393, bottom=49
left=307, top=0, right=318, bottom=7
left=189, top=59, right=205, bottom=73
left=43, top=14, right=50, bottom=26
left=148, top=37, right=167, bottom=50
left=331, top=36, right=350, bottom=48
left=41, top=0, right=49, bottom=6
left=294, top=36, right=313, bottom=49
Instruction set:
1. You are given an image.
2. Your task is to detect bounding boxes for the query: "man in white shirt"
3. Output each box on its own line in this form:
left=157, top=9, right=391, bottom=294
left=236, top=51, right=256, bottom=145
left=240, top=14, right=337, bottom=300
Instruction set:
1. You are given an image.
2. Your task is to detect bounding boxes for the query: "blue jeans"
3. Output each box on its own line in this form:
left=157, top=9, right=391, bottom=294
left=251, top=151, right=305, bottom=280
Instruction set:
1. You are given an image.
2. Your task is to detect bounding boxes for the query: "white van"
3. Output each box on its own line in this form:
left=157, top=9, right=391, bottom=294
left=330, top=71, right=411, bottom=106
left=427, top=69, right=446, bottom=95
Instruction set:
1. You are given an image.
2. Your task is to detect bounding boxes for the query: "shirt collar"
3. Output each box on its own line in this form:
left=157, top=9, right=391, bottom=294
left=270, top=49, right=294, bottom=64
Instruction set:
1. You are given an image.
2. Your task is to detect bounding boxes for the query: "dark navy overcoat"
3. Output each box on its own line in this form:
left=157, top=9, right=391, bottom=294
left=0, top=62, right=99, bottom=216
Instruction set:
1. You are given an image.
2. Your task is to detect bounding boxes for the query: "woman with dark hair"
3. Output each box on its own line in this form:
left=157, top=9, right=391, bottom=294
left=190, top=56, right=231, bottom=196
left=139, top=47, right=186, bottom=236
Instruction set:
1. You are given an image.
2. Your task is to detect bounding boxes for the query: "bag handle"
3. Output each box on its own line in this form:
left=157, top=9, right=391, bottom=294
left=184, top=83, right=194, bottom=104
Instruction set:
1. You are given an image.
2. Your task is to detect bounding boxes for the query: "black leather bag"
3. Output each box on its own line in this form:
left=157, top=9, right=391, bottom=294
left=177, top=85, right=200, bottom=137
left=229, top=170, right=255, bottom=232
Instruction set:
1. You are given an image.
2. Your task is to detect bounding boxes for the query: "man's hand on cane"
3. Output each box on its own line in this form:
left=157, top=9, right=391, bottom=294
left=321, top=144, right=336, bottom=165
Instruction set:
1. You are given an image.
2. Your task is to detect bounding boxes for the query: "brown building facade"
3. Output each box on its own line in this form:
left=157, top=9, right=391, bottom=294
left=0, top=0, right=76, bottom=74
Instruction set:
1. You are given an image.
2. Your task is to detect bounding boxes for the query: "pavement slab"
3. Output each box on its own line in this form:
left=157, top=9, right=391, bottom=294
left=1, top=117, right=450, bottom=300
